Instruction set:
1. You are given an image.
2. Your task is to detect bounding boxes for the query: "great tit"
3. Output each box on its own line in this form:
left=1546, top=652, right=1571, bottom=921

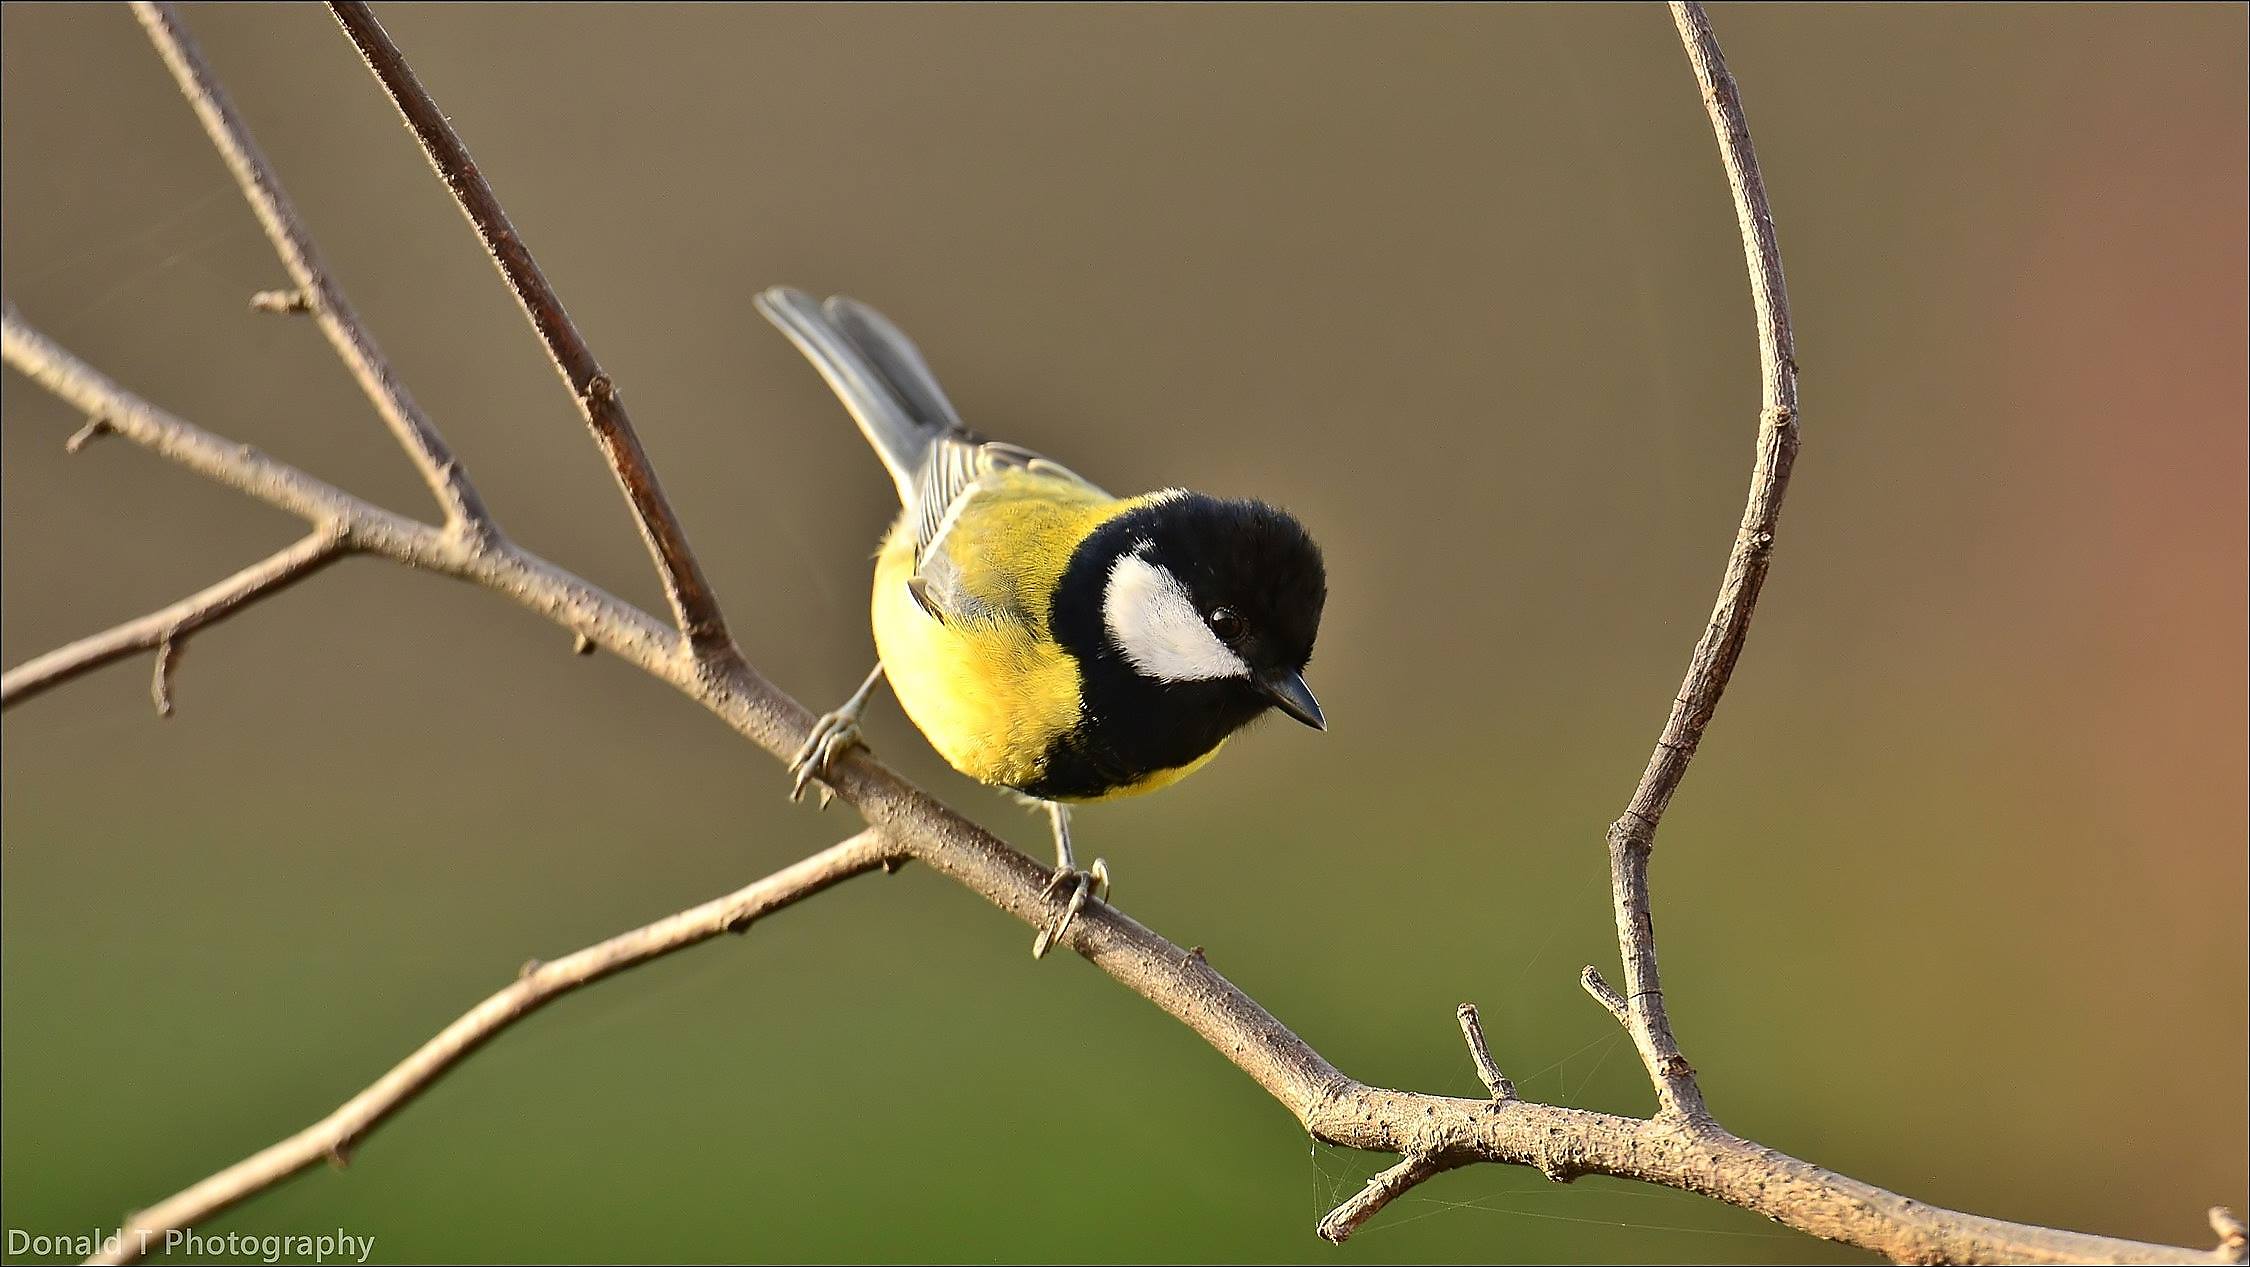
left=757, top=288, right=1327, bottom=956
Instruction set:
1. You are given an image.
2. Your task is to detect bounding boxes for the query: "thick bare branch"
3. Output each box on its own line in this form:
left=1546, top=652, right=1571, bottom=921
left=323, top=0, right=731, bottom=655
left=129, top=1, right=491, bottom=536
left=1, top=527, right=346, bottom=713
left=83, top=830, right=902, bottom=1267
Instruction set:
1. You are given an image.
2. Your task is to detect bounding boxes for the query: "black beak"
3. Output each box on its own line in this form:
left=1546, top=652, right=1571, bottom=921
left=1255, top=669, right=1326, bottom=731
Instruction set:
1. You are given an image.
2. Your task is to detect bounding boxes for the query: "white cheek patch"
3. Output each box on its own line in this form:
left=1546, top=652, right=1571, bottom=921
left=1103, top=551, right=1250, bottom=683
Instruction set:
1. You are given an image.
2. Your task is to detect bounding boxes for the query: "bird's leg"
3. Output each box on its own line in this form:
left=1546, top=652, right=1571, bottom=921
left=1031, top=801, right=1109, bottom=959
left=787, top=663, right=886, bottom=808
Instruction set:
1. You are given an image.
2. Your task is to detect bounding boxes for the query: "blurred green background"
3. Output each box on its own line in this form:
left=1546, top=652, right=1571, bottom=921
left=3, top=3, right=2243, bottom=1263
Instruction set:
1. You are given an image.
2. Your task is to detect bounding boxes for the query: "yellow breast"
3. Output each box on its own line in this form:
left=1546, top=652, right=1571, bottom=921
left=869, top=473, right=1108, bottom=791
left=871, top=543, right=1069, bottom=788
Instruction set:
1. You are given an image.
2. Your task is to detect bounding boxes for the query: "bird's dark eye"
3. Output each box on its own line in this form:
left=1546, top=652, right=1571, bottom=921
left=1208, top=607, right=1244, bottom=643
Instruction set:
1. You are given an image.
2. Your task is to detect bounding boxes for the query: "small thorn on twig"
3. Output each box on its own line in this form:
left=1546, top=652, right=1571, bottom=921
left=571, top=633, right=595, bottom=656
left=517, top=958, right=543, bottom=980
left=1456, top=1003, right=1516, bottom=1100
left=65, top=416, right=111, bottom=453
left=151, top=637, right=180, bottom=718
left=1580, top=966, right=1631, bottom=1027
left=249, top=288, right=311, bottom=315
left=2211, top=1207, right=2246, bottom=1258
left=325, top=1141, right=353, bottom=1170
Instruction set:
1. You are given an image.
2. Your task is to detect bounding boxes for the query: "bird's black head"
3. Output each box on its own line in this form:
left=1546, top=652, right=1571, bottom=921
left=1052, top=492, right=1328, bottom=738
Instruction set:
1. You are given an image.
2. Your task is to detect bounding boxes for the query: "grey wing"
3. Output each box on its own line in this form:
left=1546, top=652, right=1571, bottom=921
left=903, top=437, right=1106, bottom=625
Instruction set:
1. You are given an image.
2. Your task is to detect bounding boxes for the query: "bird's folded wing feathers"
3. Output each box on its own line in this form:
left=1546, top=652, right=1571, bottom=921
left=908, top=451, right=1111, bottom=628
left=909, top=439, right=1100, bottom=560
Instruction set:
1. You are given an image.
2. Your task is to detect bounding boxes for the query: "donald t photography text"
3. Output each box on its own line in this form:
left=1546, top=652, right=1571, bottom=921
left=7, top=1227, right=375, bottom=1263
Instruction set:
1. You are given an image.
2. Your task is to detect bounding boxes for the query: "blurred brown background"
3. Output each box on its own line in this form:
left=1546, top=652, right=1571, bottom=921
left=3, top=3, right=2243, bottom=1263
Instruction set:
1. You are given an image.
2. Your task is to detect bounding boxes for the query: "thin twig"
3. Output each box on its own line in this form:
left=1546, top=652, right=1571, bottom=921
left=248, top=288, right=310, bottom=315
left=323, top=0, right=730, bottom=656
left=130, top=1, right=491, bottom=537
left=65, top=414, right=110, bottom=452
left=1588, top=0, right=1805, bottom=1126
left=1318, top=1152, right=1452, bottom=1244
left=1578, top=967, right=1632, bottom=1028
left=83, top=830, right=900, bottom=1267
left=149, top=636, right=178, bottom=717
left=2, top=529, right=346, bottom=712
left=1456, top=1003, right=1515, bottom=1100
left=2213, top=1209, right=2248, bottom=1258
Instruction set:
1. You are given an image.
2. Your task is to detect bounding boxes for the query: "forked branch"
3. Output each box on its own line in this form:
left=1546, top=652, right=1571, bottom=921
left=0, top=524, right=346, bottom=714
left=131, top=0, right=490, bottom=536
left=1, top=5, right=2235, bottom=1267
left=328, top=0, right=732, bottom=656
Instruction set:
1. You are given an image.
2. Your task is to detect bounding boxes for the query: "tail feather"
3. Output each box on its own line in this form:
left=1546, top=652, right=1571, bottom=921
left=820, top=296, right=967, bottom=435
left=756, top=287, right=962, bottom=507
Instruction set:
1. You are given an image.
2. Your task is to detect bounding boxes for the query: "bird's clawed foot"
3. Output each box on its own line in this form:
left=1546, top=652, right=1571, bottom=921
left=1032, top=857, right=1109, bottom=959
left=787, top=711, right=860, bottom=808
left=788, top=664, right=885, bottom=809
